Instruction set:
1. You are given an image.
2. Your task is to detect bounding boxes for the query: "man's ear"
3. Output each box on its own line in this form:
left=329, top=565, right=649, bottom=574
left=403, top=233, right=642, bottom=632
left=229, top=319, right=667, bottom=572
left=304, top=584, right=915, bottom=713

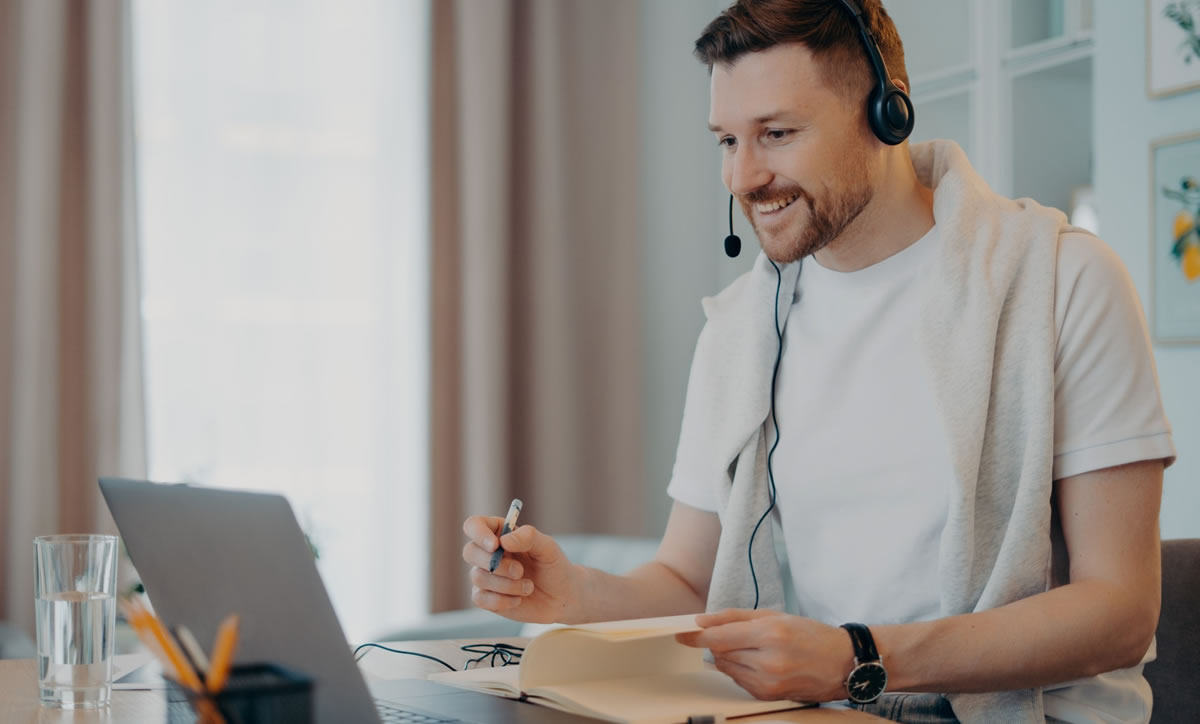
left=893, top=78, right=909, bottom=95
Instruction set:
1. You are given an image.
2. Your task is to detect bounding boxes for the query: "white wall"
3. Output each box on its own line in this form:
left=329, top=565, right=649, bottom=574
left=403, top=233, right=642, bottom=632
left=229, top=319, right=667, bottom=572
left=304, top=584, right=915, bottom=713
left=1011, top=57, right=1093, bottom=215
left=637, top=0, right=754, bottom=531
left=1094, top=3, right=1200, bottom=539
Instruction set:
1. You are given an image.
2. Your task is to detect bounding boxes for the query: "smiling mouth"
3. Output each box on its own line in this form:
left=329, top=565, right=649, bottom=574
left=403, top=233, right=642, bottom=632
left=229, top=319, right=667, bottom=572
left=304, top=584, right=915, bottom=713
left=753, top=193, right=800, bottom=214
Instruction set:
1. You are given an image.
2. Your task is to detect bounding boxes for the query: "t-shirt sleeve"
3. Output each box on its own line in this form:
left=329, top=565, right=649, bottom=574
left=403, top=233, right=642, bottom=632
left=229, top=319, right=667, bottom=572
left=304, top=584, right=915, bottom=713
left=665, top=335, right=720, bottom=514
left=1052, top=232, right=1176, bottom=480
left=665, top=469, right=719, bottom=512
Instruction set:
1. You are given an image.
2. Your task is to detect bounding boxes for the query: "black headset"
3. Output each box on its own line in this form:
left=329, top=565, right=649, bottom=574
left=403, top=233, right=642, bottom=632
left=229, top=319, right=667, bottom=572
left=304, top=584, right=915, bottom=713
left=724, top=0, right=914, bottom=258
left=838, top=0, right=914, bottom=146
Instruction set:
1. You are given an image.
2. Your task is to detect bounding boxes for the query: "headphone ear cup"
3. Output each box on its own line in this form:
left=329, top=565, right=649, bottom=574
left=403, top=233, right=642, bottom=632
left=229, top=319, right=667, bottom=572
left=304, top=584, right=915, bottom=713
left=867, top=84, right=914, bottom=146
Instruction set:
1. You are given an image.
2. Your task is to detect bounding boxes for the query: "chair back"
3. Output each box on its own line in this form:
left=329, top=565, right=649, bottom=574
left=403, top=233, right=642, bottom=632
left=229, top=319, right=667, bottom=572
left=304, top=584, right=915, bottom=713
left=1144, top=538, right=1200, bottom=723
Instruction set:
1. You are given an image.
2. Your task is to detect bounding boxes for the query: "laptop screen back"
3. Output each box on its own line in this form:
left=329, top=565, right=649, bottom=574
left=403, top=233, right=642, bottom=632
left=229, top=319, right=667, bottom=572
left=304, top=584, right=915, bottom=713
left=99, top=477, right=380, bottom=724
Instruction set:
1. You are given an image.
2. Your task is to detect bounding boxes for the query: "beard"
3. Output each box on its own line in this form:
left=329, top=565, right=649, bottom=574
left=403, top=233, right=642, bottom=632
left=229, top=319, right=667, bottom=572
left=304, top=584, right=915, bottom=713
left=739, top=178, right=873, bottom=264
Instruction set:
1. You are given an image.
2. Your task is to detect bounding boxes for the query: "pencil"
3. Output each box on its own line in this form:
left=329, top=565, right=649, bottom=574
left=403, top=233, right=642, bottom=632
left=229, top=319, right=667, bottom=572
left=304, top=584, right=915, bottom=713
left=206, top=614, right=240, bottom=694
left=120, top=597, right=205, bottom=693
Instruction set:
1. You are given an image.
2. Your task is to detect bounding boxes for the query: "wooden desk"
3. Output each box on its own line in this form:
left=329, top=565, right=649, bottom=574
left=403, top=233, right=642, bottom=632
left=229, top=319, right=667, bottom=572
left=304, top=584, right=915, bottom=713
left=1, top=638, right=884, bottom=723
left=1, top=658, right=170, bottom=722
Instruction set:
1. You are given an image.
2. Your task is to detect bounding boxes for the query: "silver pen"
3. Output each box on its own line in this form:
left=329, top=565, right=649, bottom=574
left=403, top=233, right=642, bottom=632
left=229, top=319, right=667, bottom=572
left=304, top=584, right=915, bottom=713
left=488, top=499, right=523, bottom=573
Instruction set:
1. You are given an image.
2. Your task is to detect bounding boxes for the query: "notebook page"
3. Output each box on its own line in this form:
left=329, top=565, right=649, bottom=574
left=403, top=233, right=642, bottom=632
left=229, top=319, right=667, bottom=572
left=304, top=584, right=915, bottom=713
left=527, top=669, right=805, bottom=724
left=521, top=628, right=703, bottom=690
left=428, top=663, right=521, bottom=697
left=560, top=614, right=700, bottom=641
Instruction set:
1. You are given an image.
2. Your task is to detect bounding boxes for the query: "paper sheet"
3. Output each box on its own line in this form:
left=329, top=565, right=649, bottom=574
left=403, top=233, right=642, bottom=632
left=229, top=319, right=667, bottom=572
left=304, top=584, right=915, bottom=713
left=112, top=653, right=170, bottom=690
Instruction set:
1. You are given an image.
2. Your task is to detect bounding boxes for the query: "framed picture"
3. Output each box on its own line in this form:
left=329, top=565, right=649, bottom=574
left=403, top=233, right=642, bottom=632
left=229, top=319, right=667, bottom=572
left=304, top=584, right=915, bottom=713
left=1150, top=131, right=1200, bottom=344
left=1147, top=0, right=1200, bottom=98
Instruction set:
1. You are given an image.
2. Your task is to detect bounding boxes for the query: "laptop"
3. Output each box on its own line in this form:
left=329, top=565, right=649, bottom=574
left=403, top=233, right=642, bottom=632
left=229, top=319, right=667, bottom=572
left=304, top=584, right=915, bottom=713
left=100, top=477, right=603, bottom=724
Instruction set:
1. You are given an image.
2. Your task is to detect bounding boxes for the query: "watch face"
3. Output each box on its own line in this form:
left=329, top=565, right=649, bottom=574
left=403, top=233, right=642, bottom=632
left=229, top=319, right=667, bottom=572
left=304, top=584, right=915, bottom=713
left=846, top=661, right=888, bottom=703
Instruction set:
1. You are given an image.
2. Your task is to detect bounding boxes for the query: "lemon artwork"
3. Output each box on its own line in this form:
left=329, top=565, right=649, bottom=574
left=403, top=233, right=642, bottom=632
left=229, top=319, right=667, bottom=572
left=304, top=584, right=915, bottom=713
left=1164, top=176, right=1200, bottom=283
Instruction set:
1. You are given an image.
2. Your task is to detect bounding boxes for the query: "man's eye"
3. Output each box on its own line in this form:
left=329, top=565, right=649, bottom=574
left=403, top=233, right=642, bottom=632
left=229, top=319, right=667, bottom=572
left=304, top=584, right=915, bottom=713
left=717, top=136, right=736, bottom=148
left=766, top=129, right=792, bottom=141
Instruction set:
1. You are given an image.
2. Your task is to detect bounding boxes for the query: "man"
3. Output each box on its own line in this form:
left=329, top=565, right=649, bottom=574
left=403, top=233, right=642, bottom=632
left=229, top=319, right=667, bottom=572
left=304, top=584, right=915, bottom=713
left=462, top=1, right=1175, bottom=722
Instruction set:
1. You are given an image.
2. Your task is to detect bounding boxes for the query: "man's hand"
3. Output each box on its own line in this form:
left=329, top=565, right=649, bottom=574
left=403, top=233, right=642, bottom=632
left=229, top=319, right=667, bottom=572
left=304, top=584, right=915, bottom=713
left=462, top=516, right=583, bottom=623
left=676, top=609, right=854, bottom=703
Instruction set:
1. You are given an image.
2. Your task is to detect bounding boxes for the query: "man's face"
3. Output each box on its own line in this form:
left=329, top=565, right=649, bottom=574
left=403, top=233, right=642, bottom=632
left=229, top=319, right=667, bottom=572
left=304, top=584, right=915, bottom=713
left=709, top=43, right=876, bottom=264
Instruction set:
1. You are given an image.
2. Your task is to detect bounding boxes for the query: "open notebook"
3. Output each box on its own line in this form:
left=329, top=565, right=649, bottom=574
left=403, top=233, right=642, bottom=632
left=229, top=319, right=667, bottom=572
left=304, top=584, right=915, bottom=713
left=428, top=614, right=809, bottom=724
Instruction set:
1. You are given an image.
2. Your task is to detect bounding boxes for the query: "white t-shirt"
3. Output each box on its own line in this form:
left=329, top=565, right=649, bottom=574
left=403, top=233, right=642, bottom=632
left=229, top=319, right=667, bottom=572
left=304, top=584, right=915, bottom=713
left=667, top=226, right=1176, bottom=723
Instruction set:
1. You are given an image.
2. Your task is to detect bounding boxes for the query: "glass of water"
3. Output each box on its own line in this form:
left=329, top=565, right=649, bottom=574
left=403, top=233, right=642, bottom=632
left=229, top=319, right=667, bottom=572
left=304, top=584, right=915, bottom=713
left=34, top=534, right=119, bottom=709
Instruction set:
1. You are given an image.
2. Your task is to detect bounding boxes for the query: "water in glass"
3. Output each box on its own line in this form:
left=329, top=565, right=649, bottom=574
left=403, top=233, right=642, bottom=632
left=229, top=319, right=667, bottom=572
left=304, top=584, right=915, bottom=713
left=36, top=590, right=115, bottom=708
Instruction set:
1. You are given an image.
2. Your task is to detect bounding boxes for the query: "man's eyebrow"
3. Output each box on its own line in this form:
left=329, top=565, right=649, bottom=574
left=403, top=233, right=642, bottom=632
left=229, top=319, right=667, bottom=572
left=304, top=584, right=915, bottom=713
left=708, top=112, right=793, bottom=133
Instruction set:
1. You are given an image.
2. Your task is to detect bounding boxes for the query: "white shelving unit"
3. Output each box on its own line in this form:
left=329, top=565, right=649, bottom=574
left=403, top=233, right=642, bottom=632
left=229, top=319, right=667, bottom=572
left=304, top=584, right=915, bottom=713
left=888, top=0, right=1095, bottom=215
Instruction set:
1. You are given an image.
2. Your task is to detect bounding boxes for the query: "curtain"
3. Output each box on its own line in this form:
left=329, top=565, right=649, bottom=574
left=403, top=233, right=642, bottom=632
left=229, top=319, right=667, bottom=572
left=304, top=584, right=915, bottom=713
left=429, top=0, right=646, bottom=612
left=0, top=0, right=145, bottom=635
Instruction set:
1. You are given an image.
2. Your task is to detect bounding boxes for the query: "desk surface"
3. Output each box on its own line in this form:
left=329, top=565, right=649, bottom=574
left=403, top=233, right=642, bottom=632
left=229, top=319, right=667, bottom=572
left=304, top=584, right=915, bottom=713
left=2, top=638, right=884, bottom=723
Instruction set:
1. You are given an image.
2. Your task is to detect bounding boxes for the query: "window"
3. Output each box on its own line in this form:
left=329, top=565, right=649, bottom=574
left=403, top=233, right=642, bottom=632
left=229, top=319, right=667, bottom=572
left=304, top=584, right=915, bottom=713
left=132, top=0, right=430, bottom=641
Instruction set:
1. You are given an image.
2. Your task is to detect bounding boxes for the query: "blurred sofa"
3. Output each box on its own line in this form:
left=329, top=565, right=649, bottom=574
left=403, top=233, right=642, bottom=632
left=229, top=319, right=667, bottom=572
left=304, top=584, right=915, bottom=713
left=0, top=621, right=35, bottom=659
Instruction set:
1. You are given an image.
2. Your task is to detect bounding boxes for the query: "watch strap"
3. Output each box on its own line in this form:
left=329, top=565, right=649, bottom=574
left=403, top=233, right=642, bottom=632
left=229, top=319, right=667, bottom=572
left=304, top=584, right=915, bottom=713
left=840, top=622, right=880, bottom=663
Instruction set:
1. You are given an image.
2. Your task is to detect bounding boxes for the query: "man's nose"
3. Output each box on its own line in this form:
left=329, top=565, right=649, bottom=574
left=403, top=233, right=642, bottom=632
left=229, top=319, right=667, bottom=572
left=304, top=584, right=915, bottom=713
left=725, top=145, right=773, bottom=197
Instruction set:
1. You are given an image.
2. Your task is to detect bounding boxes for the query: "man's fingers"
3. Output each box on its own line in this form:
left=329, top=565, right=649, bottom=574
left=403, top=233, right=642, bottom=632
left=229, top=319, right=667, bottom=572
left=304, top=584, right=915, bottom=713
left=716, top=648, right=758, bottom=669
left=498, top=524, right=558, bottom=561
left=461, top=541, right=523, bottom=578
left=461, top=541, right=493, bottom=570
left=697, top=608, right=781, bottom=627
left=711, top=653, right=758, bottom=693
left=471, top=586, right=522, bottom=612
left=712, top=652, right=756, bottom=677
left=712, top=654, right=776, bottom=701
left=687, top=609, right=784, bottom=650
left=679, top=619, right=770, bottom=653
left=462, top=515, right=505, bottom=550
left=494, top=557, right=523, bottom=579
left=470, top=567, right=534, bottom=596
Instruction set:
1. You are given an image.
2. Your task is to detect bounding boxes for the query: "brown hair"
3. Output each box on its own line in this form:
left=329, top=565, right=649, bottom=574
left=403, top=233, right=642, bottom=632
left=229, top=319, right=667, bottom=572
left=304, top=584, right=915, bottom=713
left=694, top=0, right=908, bottom=104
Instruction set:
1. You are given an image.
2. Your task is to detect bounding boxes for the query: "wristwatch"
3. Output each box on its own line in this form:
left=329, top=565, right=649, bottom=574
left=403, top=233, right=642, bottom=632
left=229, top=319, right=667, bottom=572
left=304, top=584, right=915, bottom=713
left=840, top=623, right=887, bottom=704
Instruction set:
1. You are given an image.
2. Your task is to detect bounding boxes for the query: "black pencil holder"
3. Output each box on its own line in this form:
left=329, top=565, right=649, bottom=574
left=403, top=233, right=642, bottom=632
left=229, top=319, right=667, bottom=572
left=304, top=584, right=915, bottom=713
left=166, top=663, right=314, bottom=724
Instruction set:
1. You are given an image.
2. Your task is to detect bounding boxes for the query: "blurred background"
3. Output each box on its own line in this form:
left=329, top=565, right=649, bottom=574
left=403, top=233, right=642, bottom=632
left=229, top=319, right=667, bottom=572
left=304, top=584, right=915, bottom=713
left=0, top=0, right=1197, bottom=647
